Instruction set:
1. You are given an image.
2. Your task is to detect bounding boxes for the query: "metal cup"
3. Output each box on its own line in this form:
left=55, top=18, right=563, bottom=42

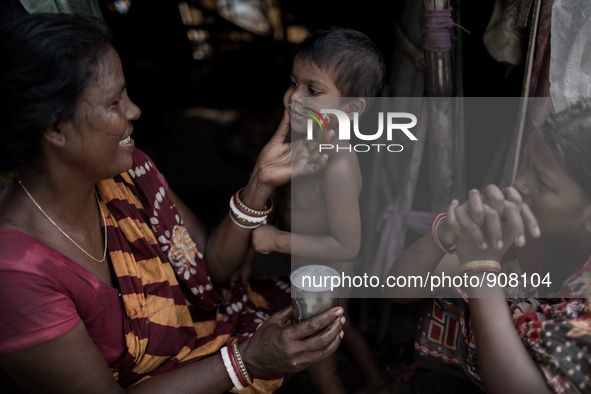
left=290, top=265, right=341, bottom=323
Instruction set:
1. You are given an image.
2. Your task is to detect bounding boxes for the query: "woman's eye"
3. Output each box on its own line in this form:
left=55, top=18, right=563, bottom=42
left=537, top=177, right=549, bottom=190
left=308, top=88, right=319, bottom=95
left=290, top=81, right=297, bottom=87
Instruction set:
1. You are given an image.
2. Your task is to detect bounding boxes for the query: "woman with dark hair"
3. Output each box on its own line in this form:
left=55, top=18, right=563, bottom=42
left=388, top=100, right=591, bottom=393
left=0, top=13, right=343, bottom=393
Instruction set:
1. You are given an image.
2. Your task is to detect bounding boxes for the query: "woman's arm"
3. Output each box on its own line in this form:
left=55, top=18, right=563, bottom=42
left=387, top=188, right=526, bottom=301
left=171, top=111, right=331, bottom=285
left=466, top=291, right=553, bottom=394
left=446, top=187, right=550, bottom=394
left=0, top=322, right=234, bottom=394
left=251, top=152, right=362, bottom=262
left=0, top=307, right=345, bottom=394
left=386, top=232, right=459, bottom=301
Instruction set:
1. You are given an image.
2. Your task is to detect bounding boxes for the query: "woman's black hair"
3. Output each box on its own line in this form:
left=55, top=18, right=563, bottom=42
left=0, top=13, right=112, bottom=173
left=541, top=99, right=591, bottom=199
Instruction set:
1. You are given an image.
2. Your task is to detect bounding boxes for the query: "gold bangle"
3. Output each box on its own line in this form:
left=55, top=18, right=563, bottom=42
left=458, top=260, right=501, bottom=274
left=232, top=344, right=253, bottom=386
left=235, top=188, right=273, bottom=216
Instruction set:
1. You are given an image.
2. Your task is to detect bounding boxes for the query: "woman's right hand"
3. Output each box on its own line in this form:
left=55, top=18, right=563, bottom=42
left=438, top=186, right=540, bottom=252
left=239, top=306, right=345, bottom=376
left=250, top=111, right=334, bottom=194
left=444, top=185, right=540, bottom=264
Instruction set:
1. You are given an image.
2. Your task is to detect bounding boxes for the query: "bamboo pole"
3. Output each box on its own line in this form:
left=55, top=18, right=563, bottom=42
left=500, top=0, right=542, bottom=188
left=423, top=0, right=454, bottom=213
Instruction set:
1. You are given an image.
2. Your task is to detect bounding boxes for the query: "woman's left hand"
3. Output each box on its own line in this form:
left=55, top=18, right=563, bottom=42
left=251, top=111, right=333, bottom=192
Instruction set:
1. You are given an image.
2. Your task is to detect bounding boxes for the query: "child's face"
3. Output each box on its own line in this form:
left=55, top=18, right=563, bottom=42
left=283, top=57, right=342, bottom=134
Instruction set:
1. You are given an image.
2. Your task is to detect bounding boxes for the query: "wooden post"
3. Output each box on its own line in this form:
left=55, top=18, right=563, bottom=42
left=422, top=0, right=455, bottom=213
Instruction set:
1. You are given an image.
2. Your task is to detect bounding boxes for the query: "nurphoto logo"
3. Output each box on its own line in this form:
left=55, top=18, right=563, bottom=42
left=305, top=108, right=418, bottom=153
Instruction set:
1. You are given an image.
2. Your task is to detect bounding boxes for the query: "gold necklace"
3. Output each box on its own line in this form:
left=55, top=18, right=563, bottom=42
left=17, top=176, right=108, bottom=263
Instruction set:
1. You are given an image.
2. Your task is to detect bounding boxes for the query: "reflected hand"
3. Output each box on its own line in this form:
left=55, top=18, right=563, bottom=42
left=445, top=185, right=540, bottom=264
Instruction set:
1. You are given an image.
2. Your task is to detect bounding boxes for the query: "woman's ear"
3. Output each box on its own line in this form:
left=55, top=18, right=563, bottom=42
left=43, top=123, right=67, bottom=147
left=345, top=98, right=367, bottom=121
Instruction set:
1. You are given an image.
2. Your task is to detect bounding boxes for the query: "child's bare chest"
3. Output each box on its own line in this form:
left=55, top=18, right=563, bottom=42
left=278, top=175, right=328, bottom=234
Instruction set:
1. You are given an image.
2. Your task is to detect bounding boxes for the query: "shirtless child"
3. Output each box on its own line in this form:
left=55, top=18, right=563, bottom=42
left=234, top=27, right=387, bottom=394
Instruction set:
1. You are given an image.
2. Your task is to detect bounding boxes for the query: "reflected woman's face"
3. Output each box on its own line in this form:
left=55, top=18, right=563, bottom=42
left=513, top=139, right=590, bottom=239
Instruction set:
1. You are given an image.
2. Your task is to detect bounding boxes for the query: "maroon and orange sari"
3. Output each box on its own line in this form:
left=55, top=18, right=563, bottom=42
left=96, top=149, right=290, bottom=392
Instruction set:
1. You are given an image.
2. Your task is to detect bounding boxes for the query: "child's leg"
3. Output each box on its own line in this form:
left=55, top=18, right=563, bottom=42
left=306, top=353, right=347, bottom=394
left=339, top=298, right=389, bottom=394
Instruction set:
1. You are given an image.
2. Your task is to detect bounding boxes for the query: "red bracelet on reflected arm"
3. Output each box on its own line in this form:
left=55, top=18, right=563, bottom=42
left=431, top=213, right=456, bottom=254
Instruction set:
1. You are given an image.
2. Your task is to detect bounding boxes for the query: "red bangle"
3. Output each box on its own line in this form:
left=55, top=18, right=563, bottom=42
left=461, top=268, right=501, bottom=276
left=228, top=346, right=248, bottom=387
left=431, top=213, right=456, bottom=254
left=232, top=193, right=270, bottom=218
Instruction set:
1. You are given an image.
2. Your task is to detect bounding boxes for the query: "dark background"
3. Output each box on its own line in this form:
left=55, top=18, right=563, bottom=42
left=94, top=0, right=526, bottom=228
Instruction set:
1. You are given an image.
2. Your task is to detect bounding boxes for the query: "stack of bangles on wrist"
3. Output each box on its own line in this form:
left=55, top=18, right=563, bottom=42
left=229, top=187, right=273, bottom=229
left=431, top=213, right=457, bottom=254
left=221, top=344, right=253, bottom=390
left=458, top=260, right=501, bottom=276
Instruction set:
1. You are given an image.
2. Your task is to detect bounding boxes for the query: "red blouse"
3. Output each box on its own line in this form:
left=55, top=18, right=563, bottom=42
left=0, top=229, right=127, bottom=363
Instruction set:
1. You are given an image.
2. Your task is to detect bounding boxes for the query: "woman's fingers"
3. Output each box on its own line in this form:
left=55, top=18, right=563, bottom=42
left=467, top=189, right=485, bottom=226
left=502, top=186, right=523, bottom=208
left=290, top=318, right=344, bottom=368
left=307, top=129, right=334, bottom=158
left=455, top=201, right=488, bottom=250
left=521, top=203, right=541, bottom=238
left=269, top=110, right=291, bottom=144
left=483, top=184, right=505, bottom=215
left=268, top=306, right=294, bottom=327
left=483, top=205, right=503, bottom=250
left=311, top=154, right=329, bottom=173
left=503, top=201, right=526, bottom=247
left=286, top=307, right=344, bottom=341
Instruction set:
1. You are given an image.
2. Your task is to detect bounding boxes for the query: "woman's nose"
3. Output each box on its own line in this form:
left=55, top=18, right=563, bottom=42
left=513, top=174, right=530, bottom=197
left=128, top=100, right=141, bottom=121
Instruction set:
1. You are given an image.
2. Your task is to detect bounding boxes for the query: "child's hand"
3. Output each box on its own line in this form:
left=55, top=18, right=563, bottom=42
left=252, top=224, right=281, bottom=254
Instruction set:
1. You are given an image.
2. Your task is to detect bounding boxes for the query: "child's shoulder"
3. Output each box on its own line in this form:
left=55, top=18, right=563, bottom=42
left=321, top=146, right=361, bottom=185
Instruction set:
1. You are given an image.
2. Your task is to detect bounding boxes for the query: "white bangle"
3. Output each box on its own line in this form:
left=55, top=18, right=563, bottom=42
left=230, top=196, right=267, bottom=223
left=229, top=209, right=262, bottom=229
left=221, top=346, right=245, bottom=390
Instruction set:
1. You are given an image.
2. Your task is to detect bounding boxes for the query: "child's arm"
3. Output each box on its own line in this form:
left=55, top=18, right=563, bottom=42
left=253, top=153, right=361, bottom=261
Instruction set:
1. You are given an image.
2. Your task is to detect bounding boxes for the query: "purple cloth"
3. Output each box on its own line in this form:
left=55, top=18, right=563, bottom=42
left=420, top=7, right=456, bottom=52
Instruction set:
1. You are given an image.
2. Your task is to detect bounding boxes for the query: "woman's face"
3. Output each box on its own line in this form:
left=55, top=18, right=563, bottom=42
left=58, top=47, right=140, bottom=180
left=513, top=138, right=591, bottom=240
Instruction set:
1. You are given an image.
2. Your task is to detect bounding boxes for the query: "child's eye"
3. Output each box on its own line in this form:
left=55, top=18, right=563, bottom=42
left=308, top=88, right=319, bottom=95
left=290, top=80, right=298, bottom=88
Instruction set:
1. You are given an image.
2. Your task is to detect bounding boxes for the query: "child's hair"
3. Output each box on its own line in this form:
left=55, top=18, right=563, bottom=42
left=294, top=26, right=385, bottom=98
